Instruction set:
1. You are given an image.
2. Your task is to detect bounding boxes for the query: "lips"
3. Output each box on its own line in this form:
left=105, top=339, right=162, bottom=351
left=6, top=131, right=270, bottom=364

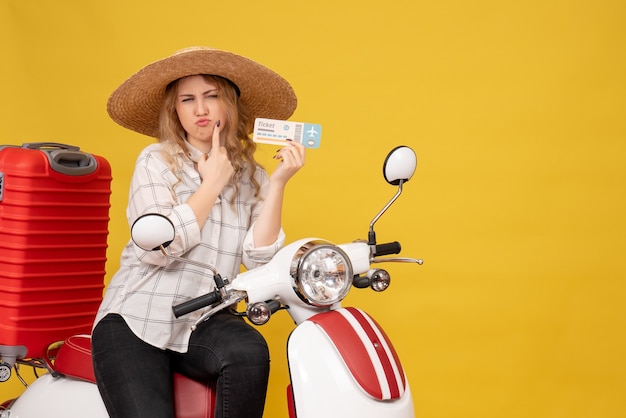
left=196, top=118, right=210, bottom=127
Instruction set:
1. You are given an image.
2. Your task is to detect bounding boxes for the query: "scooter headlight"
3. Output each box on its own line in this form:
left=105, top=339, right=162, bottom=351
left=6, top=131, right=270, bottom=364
left=290, top=241, right=353, bottom=307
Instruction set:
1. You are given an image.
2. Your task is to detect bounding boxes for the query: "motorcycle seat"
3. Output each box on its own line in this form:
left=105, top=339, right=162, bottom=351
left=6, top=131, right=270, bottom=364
left=53, top=334, right=216, bottom=418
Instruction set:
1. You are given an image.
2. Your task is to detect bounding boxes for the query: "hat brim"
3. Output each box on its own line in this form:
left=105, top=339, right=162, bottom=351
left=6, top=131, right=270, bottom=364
left=107, top=47, right=297, bottom=138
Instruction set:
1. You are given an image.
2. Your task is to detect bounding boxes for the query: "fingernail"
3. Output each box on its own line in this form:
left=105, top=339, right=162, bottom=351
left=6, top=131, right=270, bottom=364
left=216, top=120, right=221, bottom=128
left=286, top=138, right=293, bottom=142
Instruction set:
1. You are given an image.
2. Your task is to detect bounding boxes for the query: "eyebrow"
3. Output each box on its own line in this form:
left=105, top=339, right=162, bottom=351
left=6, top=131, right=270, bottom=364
left=178, top=88, right=219, bottom=98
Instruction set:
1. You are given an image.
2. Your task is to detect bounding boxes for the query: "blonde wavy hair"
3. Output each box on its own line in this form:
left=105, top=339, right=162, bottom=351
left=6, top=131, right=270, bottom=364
left=158, top=74, right=262, bottom=199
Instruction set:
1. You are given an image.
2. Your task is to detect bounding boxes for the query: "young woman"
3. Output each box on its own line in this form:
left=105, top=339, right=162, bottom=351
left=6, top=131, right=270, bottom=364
left=92, top=47, right=305, bottom=418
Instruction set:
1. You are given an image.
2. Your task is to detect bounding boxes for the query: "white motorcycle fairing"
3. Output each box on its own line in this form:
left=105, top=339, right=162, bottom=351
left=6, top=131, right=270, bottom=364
left=5, top=373, right=109, bottom=417
left=287, top=307, right=414, bottom=418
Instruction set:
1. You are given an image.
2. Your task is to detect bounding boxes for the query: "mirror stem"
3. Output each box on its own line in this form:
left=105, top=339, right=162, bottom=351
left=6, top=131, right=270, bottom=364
left=158, top=246, right=218, bottom=275
left=368, top=180, right=404, bottom=245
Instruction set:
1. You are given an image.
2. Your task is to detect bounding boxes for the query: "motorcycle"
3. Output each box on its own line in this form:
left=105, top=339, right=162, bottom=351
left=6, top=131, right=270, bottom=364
left=1, top=145, right=422, bottom=418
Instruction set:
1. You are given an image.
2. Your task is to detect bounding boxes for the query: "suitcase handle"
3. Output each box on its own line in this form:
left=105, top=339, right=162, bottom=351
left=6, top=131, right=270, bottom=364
left=22, top=142, right=81, bottom=152
left=22, top=142, right=98, bottom=176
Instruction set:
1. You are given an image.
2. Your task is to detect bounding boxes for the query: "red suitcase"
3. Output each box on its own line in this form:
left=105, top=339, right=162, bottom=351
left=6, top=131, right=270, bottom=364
left=0, top=142, right=112, bottom=365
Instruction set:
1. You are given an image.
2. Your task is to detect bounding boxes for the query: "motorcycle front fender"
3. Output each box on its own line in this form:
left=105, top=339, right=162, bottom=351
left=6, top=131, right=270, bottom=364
left=287, top=307, right=414, bottom=418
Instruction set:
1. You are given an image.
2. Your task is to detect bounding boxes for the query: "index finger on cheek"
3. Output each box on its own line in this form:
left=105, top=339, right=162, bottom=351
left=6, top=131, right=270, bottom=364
left=212, top=120, right=221, bottom=147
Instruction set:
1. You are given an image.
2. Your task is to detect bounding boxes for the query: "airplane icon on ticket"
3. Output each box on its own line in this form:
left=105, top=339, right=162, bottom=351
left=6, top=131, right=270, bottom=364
left=306, top=126, right=319, bottom=138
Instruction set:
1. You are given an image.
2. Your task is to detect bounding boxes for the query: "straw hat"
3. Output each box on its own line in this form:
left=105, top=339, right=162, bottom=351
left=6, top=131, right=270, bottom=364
left=107, top=47, right=297, bottom=138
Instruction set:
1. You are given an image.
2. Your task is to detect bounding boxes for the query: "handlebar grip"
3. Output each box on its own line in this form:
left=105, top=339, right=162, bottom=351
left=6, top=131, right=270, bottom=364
left=375, top=241, right=402, bottom=256
left=172, top=291, right=221, bottom=318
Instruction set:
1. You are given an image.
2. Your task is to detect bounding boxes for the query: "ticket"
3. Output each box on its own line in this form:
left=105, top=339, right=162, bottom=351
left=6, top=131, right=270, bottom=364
left=252, top=118, right=322, bottom=149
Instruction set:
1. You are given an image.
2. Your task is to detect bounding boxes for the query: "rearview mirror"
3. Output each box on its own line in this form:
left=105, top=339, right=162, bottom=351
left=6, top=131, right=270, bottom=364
left=383, top=146, right=417, bottom=185
left=131, top=213, right=175, bottom=251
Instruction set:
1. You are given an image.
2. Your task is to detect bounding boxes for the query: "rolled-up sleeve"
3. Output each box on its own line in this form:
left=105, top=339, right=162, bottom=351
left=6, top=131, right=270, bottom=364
left=135, top=204, right=201, bottom=266
left=127, top=147, right=201, bottom=265
left=241, top=222, right=285, bottom=269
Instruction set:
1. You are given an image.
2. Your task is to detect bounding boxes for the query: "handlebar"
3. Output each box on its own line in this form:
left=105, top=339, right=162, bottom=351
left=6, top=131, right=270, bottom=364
left=173, top=291, right=221, bottom=318
left=375, top=241, right=401, bottom=256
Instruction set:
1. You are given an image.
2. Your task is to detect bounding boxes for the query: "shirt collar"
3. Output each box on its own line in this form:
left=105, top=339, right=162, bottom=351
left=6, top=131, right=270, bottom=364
left=185, top=141, right=207, bottom=163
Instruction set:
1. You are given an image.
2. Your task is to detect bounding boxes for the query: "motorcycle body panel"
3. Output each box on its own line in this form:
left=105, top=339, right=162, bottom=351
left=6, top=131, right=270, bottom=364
left=287, top=308, right=414, bottom=418
left=234, top=239, right=371, bottom=325
left=6, top=373, right=108, bottom=417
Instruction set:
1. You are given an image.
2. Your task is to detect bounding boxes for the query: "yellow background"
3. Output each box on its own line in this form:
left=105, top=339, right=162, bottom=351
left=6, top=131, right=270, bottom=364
left=1, top=0, right=625, bottom=417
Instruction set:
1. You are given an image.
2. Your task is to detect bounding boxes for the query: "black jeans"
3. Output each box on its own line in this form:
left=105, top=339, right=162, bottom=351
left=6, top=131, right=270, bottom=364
left=92, top=313, right=270, bottom=418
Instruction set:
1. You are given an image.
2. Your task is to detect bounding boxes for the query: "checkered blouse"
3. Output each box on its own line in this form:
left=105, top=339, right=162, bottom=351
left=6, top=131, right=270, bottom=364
left=94, top=142, right=284, bottom=352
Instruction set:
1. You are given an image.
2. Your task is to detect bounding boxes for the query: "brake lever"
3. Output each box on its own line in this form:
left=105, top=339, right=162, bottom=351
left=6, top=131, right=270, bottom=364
left=372, top=257, right=423, bottom=265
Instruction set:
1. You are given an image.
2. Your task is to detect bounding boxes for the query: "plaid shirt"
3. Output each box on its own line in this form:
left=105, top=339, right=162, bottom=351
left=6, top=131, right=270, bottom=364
left=94, top=142, right=284, bottom=352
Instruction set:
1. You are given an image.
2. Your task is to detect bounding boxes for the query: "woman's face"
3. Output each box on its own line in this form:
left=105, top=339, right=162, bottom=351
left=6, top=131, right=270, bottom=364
left=174, top=75, right=226, bottom=152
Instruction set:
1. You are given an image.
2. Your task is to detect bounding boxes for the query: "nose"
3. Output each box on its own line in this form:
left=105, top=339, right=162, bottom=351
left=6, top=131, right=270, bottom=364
left=194, top=99, right=208, bottom=116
